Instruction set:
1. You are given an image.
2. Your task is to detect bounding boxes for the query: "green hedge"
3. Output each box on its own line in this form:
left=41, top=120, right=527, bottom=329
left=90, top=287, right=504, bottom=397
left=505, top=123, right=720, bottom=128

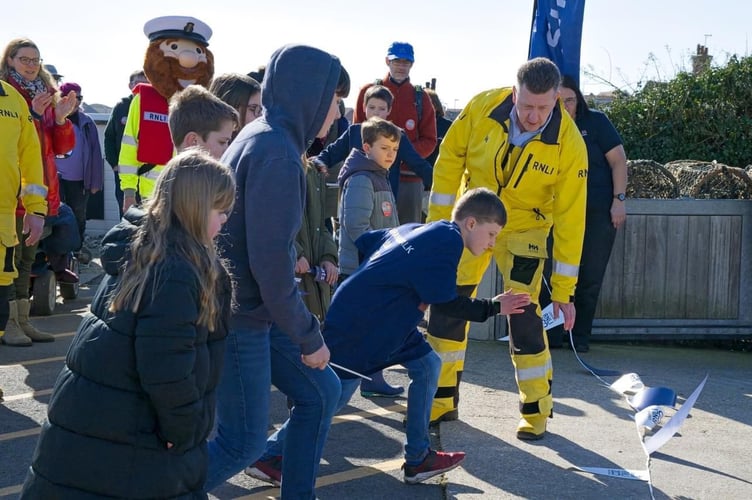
left=602, top=56, right=752, bottom=167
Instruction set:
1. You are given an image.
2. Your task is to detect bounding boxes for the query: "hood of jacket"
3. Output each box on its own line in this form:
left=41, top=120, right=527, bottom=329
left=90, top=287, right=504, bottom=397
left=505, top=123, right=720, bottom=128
left=337, top=148, right=388, bottom=187
left=261, top=44, right=342, bottom=153
left=100, top=207, right=144, bottom=276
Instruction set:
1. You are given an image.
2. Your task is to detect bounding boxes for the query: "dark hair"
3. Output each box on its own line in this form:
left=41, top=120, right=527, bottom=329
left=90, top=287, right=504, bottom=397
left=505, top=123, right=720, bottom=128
left=336, top=65, right=351, bottom=98
left=517, top=57, right=561, bottom=94
left=424, top=88, right=444, bottom=118
left=364, top=85, right=394, bottom=109
left=452, top=187, right=507, bottom=226
left=247, top=65, right=266, bottom=83
left=129, top=70, right=146, bottom=85
left=209, top=73, right=261, bottom=126
left=560, top=74, right=589, bottom=118
left=361, top=116, right=401, bottom=146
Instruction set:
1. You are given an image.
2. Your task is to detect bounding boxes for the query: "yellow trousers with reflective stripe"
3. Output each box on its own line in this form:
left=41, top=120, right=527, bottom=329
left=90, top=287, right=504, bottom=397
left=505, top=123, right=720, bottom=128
left=427, top=230, right=553, bottom=426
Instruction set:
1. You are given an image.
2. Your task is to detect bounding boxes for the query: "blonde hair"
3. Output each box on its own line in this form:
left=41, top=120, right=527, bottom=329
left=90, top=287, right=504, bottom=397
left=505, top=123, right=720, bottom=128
left=110, top=149, right=236, bottom=329
left=1, top=38, right=57, bottom=92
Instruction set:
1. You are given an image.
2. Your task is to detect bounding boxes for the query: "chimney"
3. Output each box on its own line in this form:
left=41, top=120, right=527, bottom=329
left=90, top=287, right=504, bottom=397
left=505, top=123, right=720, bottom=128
left=692, top=44, right=712, bottom=74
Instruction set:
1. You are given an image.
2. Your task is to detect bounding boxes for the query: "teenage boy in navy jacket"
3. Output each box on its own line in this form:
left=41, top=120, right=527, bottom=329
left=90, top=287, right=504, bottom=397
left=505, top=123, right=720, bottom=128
left=248, top=187, right=530, bottom=486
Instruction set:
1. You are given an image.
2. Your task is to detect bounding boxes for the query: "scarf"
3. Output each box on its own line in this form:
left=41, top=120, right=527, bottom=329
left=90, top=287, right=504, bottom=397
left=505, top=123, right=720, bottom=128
left=9, top=68, right=49, bottom=99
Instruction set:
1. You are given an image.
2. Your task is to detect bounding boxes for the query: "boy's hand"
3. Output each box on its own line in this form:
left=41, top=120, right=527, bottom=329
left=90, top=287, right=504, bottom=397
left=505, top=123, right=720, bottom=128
left=295, top=256, right=310, bottom=274
left=493, top=289, right=531, bottom=315
left=302, top=343, right=330, bottom=370
left=321, top=260, right=338, bottom=285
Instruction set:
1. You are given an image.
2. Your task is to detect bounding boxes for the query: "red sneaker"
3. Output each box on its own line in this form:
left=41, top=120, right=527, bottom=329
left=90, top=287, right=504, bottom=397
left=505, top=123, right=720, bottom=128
left=244, top=456, right=282, bottom=487
left=402, top=449, right=466, bottom=484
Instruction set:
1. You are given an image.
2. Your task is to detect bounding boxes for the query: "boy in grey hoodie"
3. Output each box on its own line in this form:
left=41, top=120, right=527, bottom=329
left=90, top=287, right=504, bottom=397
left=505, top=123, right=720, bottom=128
left=205, top=44, right=350, bottom=499
left=337, top=116, right=401, bottom=277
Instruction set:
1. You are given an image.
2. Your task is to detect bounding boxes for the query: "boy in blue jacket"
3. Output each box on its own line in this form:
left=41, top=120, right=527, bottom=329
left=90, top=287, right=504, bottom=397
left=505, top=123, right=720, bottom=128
left=248, top=187, right=530, bottom=486
left=313, top=85, right=432, bottom=198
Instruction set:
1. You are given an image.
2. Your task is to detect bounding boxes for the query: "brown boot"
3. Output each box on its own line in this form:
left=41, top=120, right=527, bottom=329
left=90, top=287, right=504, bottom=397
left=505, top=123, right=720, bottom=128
left=16, top=299, right=55, bottom=342
left=1, top=301, right=32, bottom=346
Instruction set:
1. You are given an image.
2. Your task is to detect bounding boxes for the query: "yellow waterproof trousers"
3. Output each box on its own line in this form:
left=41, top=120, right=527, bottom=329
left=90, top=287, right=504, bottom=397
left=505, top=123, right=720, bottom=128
left=426, top=229, right=553, bottom=434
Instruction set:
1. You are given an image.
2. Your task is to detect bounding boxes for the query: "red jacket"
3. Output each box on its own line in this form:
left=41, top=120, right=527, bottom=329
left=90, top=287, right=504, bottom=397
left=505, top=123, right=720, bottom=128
left=353, top=74, right=437, bottom=180
left=6, top=78, right=74, bottom=217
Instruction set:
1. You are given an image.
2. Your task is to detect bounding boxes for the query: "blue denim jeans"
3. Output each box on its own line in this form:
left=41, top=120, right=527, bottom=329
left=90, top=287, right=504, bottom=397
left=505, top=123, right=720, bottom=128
left=262, top=349, right=441, bottom=466
left=205, top=324, right=272, bottom=492
left=267, top=325, right=341, bottom=499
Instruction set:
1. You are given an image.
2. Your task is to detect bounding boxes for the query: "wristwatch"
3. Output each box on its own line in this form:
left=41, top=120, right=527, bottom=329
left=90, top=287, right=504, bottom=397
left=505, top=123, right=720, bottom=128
left=613, top=193, right=626, bottom=202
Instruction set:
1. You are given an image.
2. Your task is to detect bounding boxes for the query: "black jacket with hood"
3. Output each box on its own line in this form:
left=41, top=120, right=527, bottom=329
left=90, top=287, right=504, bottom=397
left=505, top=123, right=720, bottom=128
left=218, top=44, right=341, bottom=355
left=21, top=208, right=231, bottom=499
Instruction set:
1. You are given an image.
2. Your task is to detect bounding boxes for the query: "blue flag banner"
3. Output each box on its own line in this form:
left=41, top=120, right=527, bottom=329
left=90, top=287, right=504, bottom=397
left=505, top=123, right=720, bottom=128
left=528, top=0, right=586, bottom=86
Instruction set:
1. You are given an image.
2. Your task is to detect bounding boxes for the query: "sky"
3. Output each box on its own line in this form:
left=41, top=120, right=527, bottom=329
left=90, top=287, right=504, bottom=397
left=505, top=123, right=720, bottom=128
left=4, top=0, right=750, bottom=111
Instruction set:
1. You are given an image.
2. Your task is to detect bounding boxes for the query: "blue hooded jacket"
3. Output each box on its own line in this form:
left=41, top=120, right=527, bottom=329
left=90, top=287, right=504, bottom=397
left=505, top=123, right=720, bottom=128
left=218, top=45, right=341, bottom=355
left=324, top=221, right=464, bottom=377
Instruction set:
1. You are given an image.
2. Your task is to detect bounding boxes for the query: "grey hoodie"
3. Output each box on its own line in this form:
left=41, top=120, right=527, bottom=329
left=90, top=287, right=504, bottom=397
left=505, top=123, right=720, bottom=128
left=218, top=45, right=341, bottom=354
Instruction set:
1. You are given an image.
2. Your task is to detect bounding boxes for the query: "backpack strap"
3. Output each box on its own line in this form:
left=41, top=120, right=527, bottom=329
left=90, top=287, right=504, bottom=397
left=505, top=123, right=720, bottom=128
left=414, top=85, right=423, bottom=122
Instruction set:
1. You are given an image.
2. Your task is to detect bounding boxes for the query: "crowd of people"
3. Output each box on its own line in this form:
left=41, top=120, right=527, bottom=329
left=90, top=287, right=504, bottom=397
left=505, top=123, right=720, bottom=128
left=2, top=13, right=629, bottom=500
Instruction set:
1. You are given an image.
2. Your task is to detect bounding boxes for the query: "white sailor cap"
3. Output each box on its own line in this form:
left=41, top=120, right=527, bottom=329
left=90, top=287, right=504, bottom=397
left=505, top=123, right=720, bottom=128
left=143, top=16, right=212, bottom=46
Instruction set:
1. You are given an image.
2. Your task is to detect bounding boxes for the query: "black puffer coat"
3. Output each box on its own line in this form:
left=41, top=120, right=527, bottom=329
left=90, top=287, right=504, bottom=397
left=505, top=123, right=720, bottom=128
left=21, top=208, right=231, bottom=499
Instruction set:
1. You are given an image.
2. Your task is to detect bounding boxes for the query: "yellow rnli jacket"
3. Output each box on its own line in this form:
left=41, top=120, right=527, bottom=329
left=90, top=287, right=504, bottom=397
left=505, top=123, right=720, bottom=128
left=118, top=93, right=173, bottom=199
left=427, top=88, right=587, bottom=303
left=0, top=81, right=47, bottom=239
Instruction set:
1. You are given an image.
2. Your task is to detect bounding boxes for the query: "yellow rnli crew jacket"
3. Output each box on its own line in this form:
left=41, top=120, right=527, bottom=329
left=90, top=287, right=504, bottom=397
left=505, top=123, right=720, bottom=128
left=427, top=87, right=587, bottom=303
left=0, top=81, right=47, bottom=237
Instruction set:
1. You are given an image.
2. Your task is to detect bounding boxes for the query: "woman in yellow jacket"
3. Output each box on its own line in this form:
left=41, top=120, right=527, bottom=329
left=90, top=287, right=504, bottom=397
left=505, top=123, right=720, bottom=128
left=426, top=58, right=587, bottom=440
left=0, top=80, right=47, bottom=351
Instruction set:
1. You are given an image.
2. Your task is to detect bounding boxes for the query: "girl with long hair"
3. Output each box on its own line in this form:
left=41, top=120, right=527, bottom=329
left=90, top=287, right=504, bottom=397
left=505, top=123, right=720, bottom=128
left=22, top=149, right=236, bottom=499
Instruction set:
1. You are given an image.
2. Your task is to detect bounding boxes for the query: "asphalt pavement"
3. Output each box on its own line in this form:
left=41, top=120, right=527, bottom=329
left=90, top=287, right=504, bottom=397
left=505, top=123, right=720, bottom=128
left=1, top=260, right=750, bottom=499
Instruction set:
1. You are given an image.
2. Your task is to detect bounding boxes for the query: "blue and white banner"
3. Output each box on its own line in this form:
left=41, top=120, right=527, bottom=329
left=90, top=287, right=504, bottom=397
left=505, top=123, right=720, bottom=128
left=528, top=0, right=586, bottom=86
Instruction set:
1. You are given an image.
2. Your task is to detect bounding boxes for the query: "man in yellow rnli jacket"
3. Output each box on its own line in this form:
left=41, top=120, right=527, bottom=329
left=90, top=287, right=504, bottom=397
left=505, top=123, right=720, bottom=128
left=0, top=80, right=47, bottom=355
left=426, top=58, right=587, bottom=440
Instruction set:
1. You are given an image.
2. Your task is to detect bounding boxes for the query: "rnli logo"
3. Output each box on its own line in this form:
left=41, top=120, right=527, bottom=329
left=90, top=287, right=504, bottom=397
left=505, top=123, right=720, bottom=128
left=144, top=112, right=168, bottom=123
left=405, top=119, right=416, bottom=131
left=532, top=161, right=554, bottom=175
left=0, top=109, right=19, bottom=119
left=382, top=201, right=393, bottom=217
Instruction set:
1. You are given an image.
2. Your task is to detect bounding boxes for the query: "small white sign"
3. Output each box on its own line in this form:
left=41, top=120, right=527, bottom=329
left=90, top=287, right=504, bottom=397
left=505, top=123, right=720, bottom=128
left=541, top=303, right=565, bottom=331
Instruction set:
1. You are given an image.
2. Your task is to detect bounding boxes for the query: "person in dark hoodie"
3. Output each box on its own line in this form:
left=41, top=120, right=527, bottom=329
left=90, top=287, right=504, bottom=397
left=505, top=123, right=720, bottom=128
left=204, top=44, right=350, bottom=499
left=21, top=149, right=235, bottom=499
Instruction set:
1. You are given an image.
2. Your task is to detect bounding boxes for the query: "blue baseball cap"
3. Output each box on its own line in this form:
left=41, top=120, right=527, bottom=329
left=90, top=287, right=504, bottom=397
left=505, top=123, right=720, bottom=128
left=386, top=42, right=414, bottom=62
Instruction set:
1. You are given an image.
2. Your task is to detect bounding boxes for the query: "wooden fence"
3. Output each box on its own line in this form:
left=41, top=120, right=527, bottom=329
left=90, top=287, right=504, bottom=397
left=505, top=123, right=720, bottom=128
left=468, top=199, right=752, bottom=341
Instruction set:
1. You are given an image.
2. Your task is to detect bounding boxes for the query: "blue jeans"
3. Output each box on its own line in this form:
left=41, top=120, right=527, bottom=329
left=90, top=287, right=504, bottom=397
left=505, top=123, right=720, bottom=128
left=262, top=349, right=441, bottom=466
left=267, top=326, right=341, bottom=499
left=205, top=324, right=272, bottom=492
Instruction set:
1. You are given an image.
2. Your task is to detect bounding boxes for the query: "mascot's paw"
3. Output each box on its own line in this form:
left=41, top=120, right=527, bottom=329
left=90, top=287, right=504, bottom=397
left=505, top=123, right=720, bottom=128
left=516, top=415, right=547, bottom=441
